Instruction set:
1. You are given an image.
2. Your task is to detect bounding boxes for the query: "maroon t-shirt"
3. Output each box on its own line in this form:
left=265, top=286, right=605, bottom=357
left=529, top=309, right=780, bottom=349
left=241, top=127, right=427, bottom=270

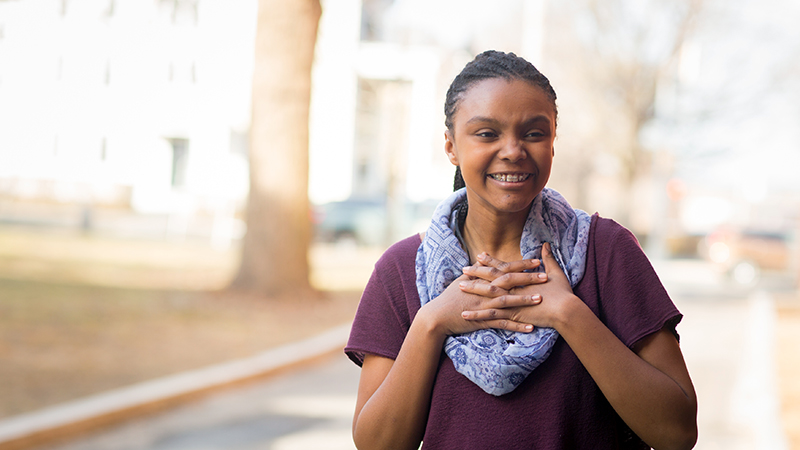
left=345, top=215, right=681, bottom=449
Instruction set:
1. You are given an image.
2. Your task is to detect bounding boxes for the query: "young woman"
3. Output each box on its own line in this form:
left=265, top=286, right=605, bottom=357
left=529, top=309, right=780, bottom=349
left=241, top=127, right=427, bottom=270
left=345, top=50, right=697, bottom=450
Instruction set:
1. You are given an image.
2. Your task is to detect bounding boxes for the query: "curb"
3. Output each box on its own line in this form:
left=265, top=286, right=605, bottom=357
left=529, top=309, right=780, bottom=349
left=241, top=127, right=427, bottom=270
left=0, top=323, right=352, bottom=450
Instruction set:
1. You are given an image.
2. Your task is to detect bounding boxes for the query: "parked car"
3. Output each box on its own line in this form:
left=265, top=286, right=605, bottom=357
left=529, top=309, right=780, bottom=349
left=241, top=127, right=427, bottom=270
left=312, top=198, right=443, bottom=247
left=312, top=200, right=387, bottom=246
left=699, top=226, right=794, bottom=285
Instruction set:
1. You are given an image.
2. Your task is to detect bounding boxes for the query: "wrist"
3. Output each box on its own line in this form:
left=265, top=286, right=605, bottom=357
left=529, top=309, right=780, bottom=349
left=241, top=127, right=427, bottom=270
left=552, top=294, right=588, bottom=333
left=414, top=302, right=449, bottom=344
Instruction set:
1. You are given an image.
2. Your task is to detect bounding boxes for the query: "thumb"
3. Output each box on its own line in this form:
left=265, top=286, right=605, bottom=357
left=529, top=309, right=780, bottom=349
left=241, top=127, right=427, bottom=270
left=542, top=242, right=555, bottom=260
left=542, top=242, right=562, bottom=275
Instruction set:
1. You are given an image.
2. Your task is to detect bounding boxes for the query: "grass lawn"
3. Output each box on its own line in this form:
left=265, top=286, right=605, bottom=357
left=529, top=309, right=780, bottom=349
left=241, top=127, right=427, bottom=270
left=0, top=226, right=380, bottom=419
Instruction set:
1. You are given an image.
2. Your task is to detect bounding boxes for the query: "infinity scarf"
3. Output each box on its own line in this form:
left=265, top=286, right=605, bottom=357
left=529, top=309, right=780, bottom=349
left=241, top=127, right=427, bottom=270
left=415, top=187, right=591, bottom=396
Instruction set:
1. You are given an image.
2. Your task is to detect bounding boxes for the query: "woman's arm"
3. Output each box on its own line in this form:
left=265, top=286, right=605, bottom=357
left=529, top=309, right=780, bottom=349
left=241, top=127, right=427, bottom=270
left=460, top=243, right=697, bottom=450
left=560, top=312, right=697, bottom=450
left=352, top=315, right=444, bottom=450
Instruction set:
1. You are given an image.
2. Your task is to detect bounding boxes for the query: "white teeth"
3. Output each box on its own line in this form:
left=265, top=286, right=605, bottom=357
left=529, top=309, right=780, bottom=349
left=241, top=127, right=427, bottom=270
left=490, top=173, right=530, bottom=182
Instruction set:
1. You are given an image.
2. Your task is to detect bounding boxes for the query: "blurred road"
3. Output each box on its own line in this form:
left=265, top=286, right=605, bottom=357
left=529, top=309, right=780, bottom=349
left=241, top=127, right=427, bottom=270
left=36, top=259, right=790, bottom=450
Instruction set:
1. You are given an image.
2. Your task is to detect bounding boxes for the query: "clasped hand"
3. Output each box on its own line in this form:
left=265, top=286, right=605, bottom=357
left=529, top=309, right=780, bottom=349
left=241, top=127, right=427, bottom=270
left=430, top=242, right=576, bottom=336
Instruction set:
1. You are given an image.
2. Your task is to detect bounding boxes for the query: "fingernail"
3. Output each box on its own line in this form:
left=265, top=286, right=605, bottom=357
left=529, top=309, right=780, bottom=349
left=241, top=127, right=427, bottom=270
left=459, top=281, right=467, bottom=288
left=524, top=324, right=533, bottom=331
left=462, top=266, right=471, bottom=272
left=538, top=273, right=547, bottom=279
left=477, top=253, right=487, bottom=261
left=531, top=295, right=541, bottom=302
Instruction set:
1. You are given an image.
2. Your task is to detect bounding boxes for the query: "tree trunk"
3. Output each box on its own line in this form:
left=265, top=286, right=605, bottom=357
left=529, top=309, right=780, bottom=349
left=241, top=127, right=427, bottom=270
left=232, top=0, right=322, bottom=297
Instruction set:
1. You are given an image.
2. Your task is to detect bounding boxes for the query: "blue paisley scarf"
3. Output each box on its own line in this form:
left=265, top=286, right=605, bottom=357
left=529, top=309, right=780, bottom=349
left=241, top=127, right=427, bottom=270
left=415, top=187, right=591, bottom=396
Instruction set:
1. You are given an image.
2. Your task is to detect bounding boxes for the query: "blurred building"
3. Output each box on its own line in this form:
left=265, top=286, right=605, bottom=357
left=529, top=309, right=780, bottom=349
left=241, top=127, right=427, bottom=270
left=0, top=0, right=550, bottom=247
left=0, top=0, right=254, bottom=245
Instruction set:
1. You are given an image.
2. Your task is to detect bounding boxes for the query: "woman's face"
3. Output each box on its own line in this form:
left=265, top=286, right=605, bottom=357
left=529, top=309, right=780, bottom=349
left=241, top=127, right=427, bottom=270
left=445, top=77, right=556, bottom=218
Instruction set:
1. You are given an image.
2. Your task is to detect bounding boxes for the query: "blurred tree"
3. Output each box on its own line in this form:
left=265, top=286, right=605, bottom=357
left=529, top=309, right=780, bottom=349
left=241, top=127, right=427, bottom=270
left=231, top=0, right=322, bottom=297
left=552, top=0, right=704, bottom=229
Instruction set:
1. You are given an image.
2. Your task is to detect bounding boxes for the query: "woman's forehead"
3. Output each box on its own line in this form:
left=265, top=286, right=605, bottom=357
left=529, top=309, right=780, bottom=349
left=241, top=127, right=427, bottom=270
left=455, top=78, right=556, bottom=124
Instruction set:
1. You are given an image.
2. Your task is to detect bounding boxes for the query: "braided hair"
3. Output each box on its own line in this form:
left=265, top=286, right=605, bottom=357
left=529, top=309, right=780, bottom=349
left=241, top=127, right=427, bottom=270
left=446, top=50, right=558, bottom=224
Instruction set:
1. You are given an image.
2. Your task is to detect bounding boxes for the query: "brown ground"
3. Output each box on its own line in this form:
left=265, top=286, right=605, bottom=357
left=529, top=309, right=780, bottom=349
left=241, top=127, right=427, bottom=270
left=0, top=226, right=381, bottom=419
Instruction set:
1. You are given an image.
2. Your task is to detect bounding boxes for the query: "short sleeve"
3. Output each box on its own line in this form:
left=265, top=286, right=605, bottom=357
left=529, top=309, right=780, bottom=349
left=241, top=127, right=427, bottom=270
left=345, top=235, right=420, bottom=366
left=590, top=217, right=682, bottom=348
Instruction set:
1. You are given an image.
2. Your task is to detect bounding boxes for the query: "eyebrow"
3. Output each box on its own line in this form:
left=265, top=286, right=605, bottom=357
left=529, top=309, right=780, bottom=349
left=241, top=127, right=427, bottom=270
left=465, top=115, right=552, bottom=127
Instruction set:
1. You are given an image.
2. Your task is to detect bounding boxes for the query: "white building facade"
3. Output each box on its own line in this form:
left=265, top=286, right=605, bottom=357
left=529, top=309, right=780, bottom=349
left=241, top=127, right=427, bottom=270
left=0, top=0, right=254, bottom=224
left=0, top=0, right=550, bottom=245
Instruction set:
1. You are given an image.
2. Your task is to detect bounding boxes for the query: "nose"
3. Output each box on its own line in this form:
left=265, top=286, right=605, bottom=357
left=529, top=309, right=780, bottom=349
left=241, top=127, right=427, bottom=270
left=498, top=138, right=527, bottom=162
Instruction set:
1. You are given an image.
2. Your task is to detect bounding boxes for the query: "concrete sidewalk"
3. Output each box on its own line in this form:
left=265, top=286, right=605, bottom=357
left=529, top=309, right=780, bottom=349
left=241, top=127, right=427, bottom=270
left=677, top=293, right=788, bottom=449
left=0, top=324, right=352, bottom=450
left=34, top=351, right=360, bottom=450
left=655, top=259, right=790, bottom=449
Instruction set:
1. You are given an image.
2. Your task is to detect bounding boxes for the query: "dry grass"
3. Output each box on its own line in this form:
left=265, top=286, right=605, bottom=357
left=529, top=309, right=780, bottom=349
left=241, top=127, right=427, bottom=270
left=0, top=226, right=381, bottom=419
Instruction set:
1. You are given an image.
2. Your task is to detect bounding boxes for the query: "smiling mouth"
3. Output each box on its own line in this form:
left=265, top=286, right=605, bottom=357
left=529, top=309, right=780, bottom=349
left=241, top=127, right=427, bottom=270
left=488, top=173, right=531, bottom=182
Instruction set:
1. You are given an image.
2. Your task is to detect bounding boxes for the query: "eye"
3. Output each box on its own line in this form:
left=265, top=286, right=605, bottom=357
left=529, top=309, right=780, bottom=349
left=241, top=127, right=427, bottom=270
left=525, top=130, right=546, bottom=139
left=476, top=130, right=498, bottom=139
left=523, top=129, right=547, bottom=142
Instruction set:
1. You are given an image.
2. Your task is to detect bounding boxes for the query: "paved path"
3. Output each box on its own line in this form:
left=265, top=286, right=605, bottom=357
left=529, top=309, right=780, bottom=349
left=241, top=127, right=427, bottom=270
left=38, top=353, right=361, bottom=450
left=34, top=260, right=790, bottom=450
left=655, top=259, right=789, bottom=450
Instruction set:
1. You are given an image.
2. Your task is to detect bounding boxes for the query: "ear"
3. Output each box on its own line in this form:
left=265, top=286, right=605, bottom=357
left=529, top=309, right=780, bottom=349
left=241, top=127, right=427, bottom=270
left=444, top=131, right=459, bottom=166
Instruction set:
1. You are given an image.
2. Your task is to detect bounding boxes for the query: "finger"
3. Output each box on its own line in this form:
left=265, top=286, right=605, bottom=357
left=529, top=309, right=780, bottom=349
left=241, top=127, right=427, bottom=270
left=461, top=264, right=506, bottom=282
left=490, top=271, right=548, bottom=290
left=460, top=294, right=540, bottom=319
left=458, top=279, right=508, bottom=298
left=459, top=314, right=534, bottom=333
left=459, top=295, right=541, bottom=315
left=476, top=253, right=541, bottom=274
left=484, top=293, right=542, bottom=309
left=463, top=259, right=540, bottom=282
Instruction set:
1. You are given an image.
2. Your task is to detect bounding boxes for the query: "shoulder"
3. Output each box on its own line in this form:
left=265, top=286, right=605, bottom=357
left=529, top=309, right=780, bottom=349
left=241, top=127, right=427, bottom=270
left=583, top=214, right=680, bottom=347
left=346, top=235, right=423, bottom=363
left=588, top=214, right=646, bottom=259
left=374, top=234, right=423, bottom=272
left=590, top=214, right=639, bottom=245
left=587, top=213, right=653, bottom=269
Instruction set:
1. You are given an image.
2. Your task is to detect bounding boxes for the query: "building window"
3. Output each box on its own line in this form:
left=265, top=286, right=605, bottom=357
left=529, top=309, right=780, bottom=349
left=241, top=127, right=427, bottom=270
left=169, top=138, right=189, bottom=187
left=158, top=0, right=199, bottom=25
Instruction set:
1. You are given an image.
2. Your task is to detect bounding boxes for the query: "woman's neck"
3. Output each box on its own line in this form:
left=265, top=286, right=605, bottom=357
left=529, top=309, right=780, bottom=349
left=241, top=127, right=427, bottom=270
left=461, top=207, right=528, bottom=264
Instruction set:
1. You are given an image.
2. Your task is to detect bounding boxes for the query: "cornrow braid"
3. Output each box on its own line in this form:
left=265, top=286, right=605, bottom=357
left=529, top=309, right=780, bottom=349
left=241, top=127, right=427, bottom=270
left=453, top=166, right=466, bottom=191
left=446, top=50, right=558, bottom=193
left=453, top=166, right=468, bottom=226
